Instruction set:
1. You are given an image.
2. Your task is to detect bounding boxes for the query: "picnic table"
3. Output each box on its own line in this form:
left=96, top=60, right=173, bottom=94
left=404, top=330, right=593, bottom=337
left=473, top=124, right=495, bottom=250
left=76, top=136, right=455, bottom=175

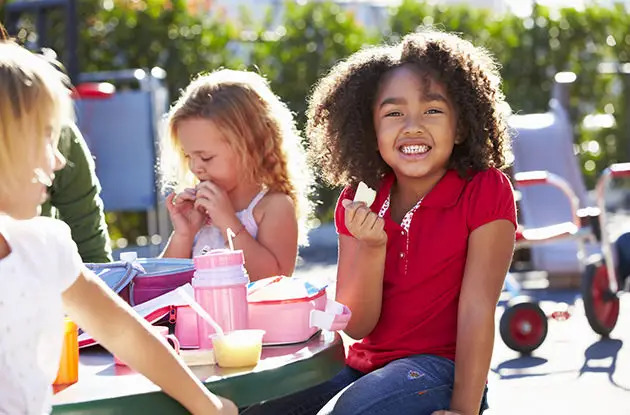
left=52, top=331, right=345, bottom=414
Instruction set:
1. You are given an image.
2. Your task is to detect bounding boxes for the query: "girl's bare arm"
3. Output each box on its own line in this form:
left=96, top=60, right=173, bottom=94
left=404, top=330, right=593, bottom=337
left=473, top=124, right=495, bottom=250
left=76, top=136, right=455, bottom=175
left=161, top=231, right=195, bottom=258
left=335, top=234, right=386, bottom=339
left=450, top=219, right=515, bottom=415
left=62, top=268, right=236, bottom=415
left=230, top=193, right=299, bottom=280
left=334, top=200, right=387, bottom=340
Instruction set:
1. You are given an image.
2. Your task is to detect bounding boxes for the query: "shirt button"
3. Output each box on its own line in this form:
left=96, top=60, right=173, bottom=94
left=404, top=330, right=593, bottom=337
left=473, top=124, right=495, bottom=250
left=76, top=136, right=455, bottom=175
left=401, top=230, right=405, bottom=236
left=400, top=252, right=405, bottom=258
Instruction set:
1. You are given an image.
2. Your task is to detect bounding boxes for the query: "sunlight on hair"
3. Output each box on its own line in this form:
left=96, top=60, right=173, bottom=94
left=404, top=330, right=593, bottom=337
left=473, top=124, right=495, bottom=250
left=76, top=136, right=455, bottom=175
left=160, top=69, right=314, bottom=245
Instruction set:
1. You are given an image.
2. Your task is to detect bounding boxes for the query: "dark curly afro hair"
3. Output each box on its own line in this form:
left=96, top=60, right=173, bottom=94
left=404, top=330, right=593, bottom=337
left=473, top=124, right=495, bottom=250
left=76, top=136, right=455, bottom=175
left=306, top=29, right=512, bottom=189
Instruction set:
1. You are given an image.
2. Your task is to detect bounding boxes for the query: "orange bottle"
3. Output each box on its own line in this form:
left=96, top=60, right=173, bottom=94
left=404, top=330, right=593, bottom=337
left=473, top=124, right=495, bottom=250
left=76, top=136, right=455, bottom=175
left=53, top=318, right=79, bottom=387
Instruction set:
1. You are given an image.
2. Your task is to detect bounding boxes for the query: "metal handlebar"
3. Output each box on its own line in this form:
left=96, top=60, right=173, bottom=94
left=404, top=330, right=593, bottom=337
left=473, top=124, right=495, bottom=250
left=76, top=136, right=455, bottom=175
left=514, top=171, right=581, bottom=228
left=516, top=164, right=630, bottom=295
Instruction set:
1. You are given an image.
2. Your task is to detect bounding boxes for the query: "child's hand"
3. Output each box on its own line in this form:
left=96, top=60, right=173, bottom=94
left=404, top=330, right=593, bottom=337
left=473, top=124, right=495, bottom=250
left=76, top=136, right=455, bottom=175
left=215, top=397, right=238, bottom=415
left=165, top=190, right=206, bottom=238
left=194, top=181, right=240, bottom=233
left=342, top=199, right=387, bottom=247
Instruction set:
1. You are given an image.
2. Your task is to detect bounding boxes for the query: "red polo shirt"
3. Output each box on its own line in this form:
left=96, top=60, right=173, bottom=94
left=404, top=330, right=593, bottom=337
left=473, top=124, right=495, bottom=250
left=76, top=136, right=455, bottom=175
left=335, top=168, right=517, bottom=373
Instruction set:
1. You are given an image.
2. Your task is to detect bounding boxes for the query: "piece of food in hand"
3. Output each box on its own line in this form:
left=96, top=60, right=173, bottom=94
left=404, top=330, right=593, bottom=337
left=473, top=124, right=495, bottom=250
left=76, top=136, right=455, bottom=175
left=353, top=181, right=376, bottom=207
left=171, top=187, right=197, bottom=205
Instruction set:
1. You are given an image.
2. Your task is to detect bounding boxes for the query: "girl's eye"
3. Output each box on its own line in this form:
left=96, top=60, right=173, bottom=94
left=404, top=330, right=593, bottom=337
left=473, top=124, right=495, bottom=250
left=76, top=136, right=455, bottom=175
left=385, top=111, right=402, bottom=117
left=426, top=109, right=444, bottom=115
left=200, top=156, right=214, bottom=162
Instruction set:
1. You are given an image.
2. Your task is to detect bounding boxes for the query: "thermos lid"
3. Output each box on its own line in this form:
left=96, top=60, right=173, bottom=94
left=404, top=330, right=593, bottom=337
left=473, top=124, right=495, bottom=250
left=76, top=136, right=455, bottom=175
left=194, top=249, right=244, bottom=270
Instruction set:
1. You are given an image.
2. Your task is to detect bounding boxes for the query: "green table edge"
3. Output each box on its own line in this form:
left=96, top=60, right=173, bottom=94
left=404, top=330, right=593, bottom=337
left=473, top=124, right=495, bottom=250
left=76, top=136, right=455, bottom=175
left=51, top=337, right=345, bottom=414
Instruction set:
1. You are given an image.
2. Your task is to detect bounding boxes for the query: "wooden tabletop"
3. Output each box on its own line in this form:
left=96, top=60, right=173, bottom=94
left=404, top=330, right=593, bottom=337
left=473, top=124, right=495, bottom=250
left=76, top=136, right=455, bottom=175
left=51, top=331, right=345, bottom=414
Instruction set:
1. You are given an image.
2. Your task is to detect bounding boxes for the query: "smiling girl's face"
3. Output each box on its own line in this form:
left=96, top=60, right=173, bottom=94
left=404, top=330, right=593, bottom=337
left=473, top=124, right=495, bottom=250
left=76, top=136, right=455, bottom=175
left=6, top=125, right=66, bottom=220
left=372, top=63, right=459, bottom=185
left=176, top=118, right=241, bottom=192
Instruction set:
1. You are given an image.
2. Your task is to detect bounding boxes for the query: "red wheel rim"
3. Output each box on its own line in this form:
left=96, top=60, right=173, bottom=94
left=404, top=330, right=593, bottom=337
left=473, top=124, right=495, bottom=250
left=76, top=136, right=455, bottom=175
left=591, top=265, right=620, bottom=328
left=508, top=307, right=545, bottom=347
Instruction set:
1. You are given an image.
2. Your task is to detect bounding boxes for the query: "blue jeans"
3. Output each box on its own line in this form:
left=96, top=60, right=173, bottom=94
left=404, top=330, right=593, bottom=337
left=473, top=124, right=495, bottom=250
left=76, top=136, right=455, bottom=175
left=241, top=354, right=489, bottom=415
left=616, top=232, right=630, bottom=286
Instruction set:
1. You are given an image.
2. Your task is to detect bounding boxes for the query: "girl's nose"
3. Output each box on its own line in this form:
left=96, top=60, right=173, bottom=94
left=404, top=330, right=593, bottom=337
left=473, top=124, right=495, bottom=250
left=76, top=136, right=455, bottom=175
left=403, top=118, right=425, bottom=136
left=54, top=148, right=66, bottom=171
left=189, top=157, right=204, bottom=175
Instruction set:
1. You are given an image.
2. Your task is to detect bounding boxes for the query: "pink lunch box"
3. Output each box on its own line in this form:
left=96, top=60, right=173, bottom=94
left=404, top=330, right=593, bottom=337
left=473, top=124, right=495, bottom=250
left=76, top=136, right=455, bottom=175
left=248, top=288, right=351, bottom=345
left=123, top=259, right=195, bottom=306
left=173, top=305, right=199, bottom=349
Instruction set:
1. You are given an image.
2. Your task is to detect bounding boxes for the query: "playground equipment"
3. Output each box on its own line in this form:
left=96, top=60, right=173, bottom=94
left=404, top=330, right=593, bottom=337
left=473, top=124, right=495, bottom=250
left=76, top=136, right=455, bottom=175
left=500, top=73, right=629, bottom=353
left=73, top=67, right=172, bottom=252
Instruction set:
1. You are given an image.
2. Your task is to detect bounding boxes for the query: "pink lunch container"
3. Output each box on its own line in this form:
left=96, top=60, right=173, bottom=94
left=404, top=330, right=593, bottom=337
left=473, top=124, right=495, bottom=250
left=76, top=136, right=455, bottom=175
left=173, top=305, right=199, bottom=349
left=125, top=259, right=194, bottom=306
left=248, top=289, right=328, bottom=345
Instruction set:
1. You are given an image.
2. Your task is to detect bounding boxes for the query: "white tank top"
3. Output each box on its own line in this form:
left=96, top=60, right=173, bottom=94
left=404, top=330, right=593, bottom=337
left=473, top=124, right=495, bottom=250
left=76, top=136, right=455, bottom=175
left=192, top=190, right=267, bottom=257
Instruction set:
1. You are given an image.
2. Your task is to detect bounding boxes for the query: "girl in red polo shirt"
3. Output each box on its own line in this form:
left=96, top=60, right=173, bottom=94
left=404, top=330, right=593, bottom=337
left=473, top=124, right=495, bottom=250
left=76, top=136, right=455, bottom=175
left=245, top=30, right=516, bottom=415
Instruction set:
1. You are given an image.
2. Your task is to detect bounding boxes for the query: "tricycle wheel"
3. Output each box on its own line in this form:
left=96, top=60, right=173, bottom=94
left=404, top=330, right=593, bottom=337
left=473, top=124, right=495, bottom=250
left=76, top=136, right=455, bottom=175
left=582, top=262, right=619, bottom=336
left=500, top=296, right=548, bottom=354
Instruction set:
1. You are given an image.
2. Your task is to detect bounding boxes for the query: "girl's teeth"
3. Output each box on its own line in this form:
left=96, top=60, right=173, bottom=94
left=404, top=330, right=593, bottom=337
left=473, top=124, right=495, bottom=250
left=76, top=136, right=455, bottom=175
left=400, top=145, right=430, bottom=155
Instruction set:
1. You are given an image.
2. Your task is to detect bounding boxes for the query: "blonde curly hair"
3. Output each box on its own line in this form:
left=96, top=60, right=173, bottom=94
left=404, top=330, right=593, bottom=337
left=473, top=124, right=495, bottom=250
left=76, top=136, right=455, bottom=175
left=161, top=69, right=313, bottom=245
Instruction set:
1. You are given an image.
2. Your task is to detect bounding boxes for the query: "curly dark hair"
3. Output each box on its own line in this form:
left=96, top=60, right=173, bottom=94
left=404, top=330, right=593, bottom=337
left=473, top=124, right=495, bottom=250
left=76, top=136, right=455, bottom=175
left=306, top=29, right=511, bottom=189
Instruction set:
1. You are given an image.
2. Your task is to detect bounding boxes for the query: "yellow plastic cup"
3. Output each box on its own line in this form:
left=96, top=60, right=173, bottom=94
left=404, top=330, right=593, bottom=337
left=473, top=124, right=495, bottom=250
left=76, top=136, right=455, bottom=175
left=210, top=329, right=265, bottom=368
left=53, top=318, right=79, bottom=386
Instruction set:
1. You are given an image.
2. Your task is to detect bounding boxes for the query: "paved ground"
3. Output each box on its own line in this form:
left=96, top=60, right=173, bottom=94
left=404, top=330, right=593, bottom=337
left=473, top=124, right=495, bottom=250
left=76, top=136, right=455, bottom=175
left=295, top=224, right=630, bottom=415
left=488, top=292, right=630, bottom=414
